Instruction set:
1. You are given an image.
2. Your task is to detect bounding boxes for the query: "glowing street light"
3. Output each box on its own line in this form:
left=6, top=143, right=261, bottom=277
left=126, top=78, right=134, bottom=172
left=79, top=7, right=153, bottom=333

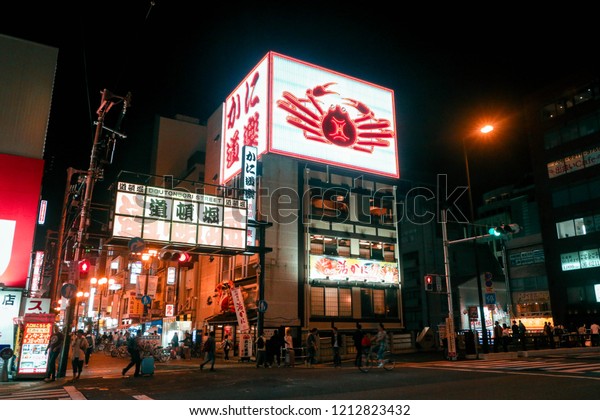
left=90, top=276, right=114, bottom=333
left=462, top=123, right=495, bottom=354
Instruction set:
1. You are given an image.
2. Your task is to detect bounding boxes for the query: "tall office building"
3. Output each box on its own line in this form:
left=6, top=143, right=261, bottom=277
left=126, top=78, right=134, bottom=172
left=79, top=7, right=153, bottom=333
left=525, top=69, right=600, bottom=329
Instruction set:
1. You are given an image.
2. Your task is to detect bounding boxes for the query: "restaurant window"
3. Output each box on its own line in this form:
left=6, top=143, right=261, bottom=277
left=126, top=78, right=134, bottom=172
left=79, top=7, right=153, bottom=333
left=310, top=286, right=352, bottom=317
left=360, top=288, right=398, bottom=319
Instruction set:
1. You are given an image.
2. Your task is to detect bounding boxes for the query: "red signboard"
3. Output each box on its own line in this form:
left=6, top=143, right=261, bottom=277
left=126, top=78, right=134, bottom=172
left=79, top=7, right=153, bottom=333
left=0, top=153, right=44, bottom=288
left=17, top=313, right=55, bottom=377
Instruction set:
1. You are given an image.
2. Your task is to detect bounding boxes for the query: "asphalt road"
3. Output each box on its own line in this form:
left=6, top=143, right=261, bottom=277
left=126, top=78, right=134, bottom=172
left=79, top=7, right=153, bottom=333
left=2, top=348, right=600, bottom=401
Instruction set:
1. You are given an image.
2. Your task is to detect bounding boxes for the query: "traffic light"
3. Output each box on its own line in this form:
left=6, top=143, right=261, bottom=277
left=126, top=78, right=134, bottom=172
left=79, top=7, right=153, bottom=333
left=79, top=259, right=90, bottom=279
left=488, top=223, right=520, bottom=237
left=424, top=274, right=434, bottom=291
left=178, top=252, right=194, bottom=269
left=159, top=250, right=182, bottom=261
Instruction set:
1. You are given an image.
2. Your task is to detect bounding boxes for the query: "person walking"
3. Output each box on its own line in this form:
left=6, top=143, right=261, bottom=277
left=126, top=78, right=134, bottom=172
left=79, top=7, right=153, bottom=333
left=544, top=322, right=554, bottom=348
left=122, top=331, right=141, bottom=377
left=284, top=328, right=295, bottom=367
left=511, top=320, right=519, bottom=350
left=170, top=332, right=180, bottom=359
left=266, top=330, right=282, bottom=367
left=352, top=323, right=364, bottom=367
left=306, top=328, right=318, bottom=367
left=332, top=326, right=342, bottom=367
left=44, top=325, right=64, bottom=382
left=255, top=333, right=268, bottom=367
left=70, top=329, right=89, bottom=382
left=518, top=320, right=527, bottom=350
left=84, top=330, right=95, bottom=367
left=200, top=331, right=217, bottom=372
left=200, top=331, right=216, bottom=371
left=493, top=321, right=503, bottom=353
left=221, top=334, right=232, bottom=361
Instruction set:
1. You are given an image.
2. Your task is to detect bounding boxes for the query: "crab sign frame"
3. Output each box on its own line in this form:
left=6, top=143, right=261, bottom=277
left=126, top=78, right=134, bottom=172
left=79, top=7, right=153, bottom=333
left=276, top=82, right=394, bottom=153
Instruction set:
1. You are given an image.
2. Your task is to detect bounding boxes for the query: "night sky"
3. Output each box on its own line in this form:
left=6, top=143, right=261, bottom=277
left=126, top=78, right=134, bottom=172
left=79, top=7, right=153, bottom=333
left=2, top=2, right=594, bottom=246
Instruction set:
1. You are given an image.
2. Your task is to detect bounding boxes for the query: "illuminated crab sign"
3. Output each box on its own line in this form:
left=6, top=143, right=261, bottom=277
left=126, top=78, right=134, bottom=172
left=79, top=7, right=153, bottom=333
left=220, top=52, right=399, bottom=182
left=277, top=82, right=394, bottom=153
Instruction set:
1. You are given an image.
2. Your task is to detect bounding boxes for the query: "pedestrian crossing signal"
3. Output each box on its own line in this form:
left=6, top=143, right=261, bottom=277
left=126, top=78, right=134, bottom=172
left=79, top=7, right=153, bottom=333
left=79, top=259, right=90, bottom=279
left=424, top=275, right=434, bottom=291
left=489, top=223, right=520, bottom=237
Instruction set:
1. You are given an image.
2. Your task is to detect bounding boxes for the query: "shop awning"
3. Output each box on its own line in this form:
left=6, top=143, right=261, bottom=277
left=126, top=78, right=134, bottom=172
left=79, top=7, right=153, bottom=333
left=205, top=309, right=257, bottom=324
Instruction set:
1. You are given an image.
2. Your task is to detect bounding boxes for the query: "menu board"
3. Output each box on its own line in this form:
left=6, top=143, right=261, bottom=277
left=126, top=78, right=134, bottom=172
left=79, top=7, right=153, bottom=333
left=17, top=313, right=55, bottom=377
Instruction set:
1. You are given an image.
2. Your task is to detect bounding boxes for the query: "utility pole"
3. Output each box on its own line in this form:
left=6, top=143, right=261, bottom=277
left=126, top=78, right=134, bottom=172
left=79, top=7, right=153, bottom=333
left=57, top=89, right=130, bottom=377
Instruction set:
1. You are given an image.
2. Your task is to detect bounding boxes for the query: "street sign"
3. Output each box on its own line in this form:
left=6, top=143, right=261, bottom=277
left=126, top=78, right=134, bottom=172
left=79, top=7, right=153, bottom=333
left=60, top=283, right=77, bottom=299
left=128, top=237, right=145, bottom=253
left=257, top=299, right=268, bottom=313
left=484, top=272, right=494, bottom=293
left=485, top=293, right=497, bottom=304
left=141, top=295, right=151, bottom=305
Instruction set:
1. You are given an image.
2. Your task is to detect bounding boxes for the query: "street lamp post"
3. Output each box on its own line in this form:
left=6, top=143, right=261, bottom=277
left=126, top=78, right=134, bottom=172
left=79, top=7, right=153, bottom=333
left=90, top=276, right=114, bottom=334
left=462, top=124, right=494, bottom=354
left=75, top=291, right=89, bottom=330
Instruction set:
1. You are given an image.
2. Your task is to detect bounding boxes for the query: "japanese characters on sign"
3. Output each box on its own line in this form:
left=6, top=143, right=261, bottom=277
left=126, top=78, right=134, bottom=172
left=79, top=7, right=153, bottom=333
left=222, top=54, right=269, bottom=184
left=24, top=297, right=50, bottom=314
left=230, top=287, right=250, bottom=333
left=112, top=182, right=247, bottom=250
left=17, top=313, right=55, bottom=376
left=309, top=255, right=399, bottom=284
left=0, top=290, right=22, bottom=349
left=242, top=145, right=258, bottom=221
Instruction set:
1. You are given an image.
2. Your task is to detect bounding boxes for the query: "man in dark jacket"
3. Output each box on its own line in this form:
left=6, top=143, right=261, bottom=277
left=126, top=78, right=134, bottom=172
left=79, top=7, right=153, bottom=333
left=44, top=326, right=64, bottom=382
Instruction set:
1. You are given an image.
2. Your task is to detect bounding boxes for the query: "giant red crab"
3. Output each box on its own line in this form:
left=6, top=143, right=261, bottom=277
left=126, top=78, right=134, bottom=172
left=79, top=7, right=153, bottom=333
left=276, top=82, right=394, bottom=152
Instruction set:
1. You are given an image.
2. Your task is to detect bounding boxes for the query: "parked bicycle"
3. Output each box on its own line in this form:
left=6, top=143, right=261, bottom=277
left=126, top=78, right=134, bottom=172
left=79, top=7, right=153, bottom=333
left=139, top=342, right=171, bottom=363
left=358, top=348, right=395, bottom=372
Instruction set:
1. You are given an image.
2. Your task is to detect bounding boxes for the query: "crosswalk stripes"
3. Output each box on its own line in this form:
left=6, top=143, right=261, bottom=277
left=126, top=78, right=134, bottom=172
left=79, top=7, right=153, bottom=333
left=0, top=387, right=70, bottom=400
left=415, top=358, right=600, bottom=375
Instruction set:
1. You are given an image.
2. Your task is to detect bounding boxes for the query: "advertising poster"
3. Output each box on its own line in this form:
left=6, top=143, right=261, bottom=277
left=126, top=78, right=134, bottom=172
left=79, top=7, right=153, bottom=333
left=0, top=153, right=44, bottom=288
left=16, top=313, right=55, bottom=378
left=239, top=333, right=253, bottom=359
left=0, top=289, right=22, bottom=351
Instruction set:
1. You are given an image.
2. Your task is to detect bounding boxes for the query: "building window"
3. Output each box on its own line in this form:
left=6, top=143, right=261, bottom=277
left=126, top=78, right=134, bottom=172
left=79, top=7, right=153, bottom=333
left=325, top=287, right=338, bottom=316
left=556, top=219, right=576, bottom=238
left=311, top=287, right=325, bottom=316
left=360, top=288, right=398, bottom=319
left=310, top=286, right=352, bottom=317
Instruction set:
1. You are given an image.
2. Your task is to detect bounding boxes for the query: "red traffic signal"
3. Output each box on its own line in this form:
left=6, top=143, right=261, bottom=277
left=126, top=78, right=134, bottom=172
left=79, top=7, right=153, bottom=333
left=424, top=275, right=434, bottom=291
left=79, top=259, right=90, bottom=279
left=178, top=252, right=194, bottom=268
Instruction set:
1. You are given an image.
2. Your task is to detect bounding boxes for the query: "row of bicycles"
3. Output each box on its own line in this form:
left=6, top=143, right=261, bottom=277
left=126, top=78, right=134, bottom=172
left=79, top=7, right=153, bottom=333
left=95, top=341, right=173, bottom=362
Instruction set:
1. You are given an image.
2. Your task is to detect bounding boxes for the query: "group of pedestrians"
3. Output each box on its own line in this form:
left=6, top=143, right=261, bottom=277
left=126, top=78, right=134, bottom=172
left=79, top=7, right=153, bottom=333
left=44, top=327, right=94, bottom=382
left=491, top=320, right=528, bottom=352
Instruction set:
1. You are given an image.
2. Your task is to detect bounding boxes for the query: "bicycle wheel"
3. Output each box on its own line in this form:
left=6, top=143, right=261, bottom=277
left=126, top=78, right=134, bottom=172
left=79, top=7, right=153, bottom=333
left=382, top=352, right=395, bottom=371
left=104, top=344, right=114, bottom=356
left=358, top=354, right=372, bottom=373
